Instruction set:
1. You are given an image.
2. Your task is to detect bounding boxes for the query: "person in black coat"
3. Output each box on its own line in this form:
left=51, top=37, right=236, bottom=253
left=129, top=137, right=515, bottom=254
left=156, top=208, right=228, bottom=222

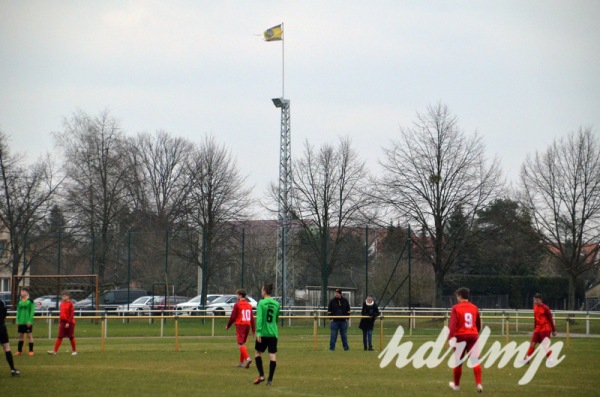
left=327, top=288, right=351, bottom=351
left=358, top=296, right=380, bottom=351
left=0, top=298, right=20, bottom=376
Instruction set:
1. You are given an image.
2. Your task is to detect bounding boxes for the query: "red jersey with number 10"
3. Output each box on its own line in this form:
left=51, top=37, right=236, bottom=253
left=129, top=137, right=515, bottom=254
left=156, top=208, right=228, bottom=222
left=533, top=303, right=555, bottom=333
left=448, top=301, right=481, bottom=339
left=227, top=299, right=256, bottom=332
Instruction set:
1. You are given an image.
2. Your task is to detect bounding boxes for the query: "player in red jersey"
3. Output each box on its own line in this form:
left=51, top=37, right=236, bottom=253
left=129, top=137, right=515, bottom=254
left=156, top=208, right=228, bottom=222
left=522, top=293, right=556, bottom=363
left=447, top=287, right=483, bottom=393
left=47, top=292, right=77, bottom=355
left=226, top=289, right=256, bottom=368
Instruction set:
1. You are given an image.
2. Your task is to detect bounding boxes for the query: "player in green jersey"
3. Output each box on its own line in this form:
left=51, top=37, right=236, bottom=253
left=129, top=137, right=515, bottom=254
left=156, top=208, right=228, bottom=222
left=16, top=287, right=35, bottom=355
left=253, top=283, right=280, bottom=386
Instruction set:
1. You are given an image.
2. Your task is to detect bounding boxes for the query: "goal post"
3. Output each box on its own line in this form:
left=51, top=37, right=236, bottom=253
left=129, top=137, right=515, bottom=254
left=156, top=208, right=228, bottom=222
left=12, top=274, right=99, bottom=311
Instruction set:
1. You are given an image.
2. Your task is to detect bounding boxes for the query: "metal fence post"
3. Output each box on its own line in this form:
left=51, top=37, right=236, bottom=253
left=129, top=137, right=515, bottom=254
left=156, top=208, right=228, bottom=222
left=505, top=314, right=510, bottom=344
left=101, top=314, right=106, bottom=352
left=586, top=314, right=590, bottom=336
left=313, top=310, right=318, bottom=351
left=379, top=315, right=384, bottom=351
left=566, top=316, right=570, bottom=350
left=175, top=315, right=179, bottom=352
left=47, top=312, right=52, bottom=339
left=104, top=312, right=108, bottom=339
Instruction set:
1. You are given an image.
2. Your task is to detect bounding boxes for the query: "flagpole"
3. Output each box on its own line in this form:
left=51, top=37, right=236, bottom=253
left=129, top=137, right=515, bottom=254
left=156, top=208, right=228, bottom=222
left=281, top=22, right=285, bottom=98
left=266, top=22, right=293, bottom=302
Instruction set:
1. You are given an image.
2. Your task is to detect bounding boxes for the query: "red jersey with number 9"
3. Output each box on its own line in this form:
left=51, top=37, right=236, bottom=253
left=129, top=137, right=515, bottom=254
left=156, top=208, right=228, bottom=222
left=448, top=301, right=481, bottom=339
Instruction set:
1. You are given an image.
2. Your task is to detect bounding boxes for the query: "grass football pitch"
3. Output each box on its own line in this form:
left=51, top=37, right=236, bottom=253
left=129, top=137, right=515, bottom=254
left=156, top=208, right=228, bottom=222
left=1, top=317, right=599, bottom=396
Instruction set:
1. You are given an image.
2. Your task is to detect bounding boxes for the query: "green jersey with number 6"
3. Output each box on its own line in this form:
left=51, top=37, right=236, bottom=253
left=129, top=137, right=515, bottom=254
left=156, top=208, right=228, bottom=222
left=256, top=297, right=280, bottom=338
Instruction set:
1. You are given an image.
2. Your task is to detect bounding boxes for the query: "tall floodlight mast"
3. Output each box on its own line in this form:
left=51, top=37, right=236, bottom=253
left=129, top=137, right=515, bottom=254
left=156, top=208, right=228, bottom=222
left=272, top=97, right=292, bottom=309
left=264, top=23, right=293, bottom=309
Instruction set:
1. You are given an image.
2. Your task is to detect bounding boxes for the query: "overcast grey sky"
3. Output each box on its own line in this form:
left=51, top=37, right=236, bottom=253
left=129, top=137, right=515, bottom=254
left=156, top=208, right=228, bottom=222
left=1, top=1, right=599, bottom=216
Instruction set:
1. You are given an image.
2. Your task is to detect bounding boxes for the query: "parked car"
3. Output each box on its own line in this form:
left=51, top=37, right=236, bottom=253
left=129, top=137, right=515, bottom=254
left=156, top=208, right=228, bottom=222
left=34, top=295, right=77, bottom=312
left=205, top=294, right=257, bottom=316
left=271, top=296, right=295, bottom=307
left=174, top=294, right=222, bottom=315
left=116, top=296, right=155, bottom=316
left=74, top=295, right=93, bottom=311
left=74, top=288, right=149, bottom=312
left=0, top=291, right=13, bottom=310
left=151, top=295, right=190, bottom=314
left=34, top=295, right=60, bottom=311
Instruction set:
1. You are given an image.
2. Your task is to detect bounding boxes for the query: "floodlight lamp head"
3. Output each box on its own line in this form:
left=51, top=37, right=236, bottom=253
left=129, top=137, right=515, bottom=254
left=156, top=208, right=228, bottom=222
left=272, top=97, right=289, bottom=108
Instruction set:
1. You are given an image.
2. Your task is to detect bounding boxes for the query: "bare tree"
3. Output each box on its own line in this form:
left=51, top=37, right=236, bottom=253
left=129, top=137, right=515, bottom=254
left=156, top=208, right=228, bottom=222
left=0, top=130, right=61, bottom=288
left=521, top=127, right=600, bottom=309
left=125, top=130, right=195, bottom=229
left=288, top=136, right=372, bottom=307
left=233, top=220, right=278, bottom=298
left=123, top=130, right=197, bottom=292
left=184, top=136, right=254, bottom=305
left=54, top=110, right=132, bottom=285
left=376, top=103, right=502, bottom=306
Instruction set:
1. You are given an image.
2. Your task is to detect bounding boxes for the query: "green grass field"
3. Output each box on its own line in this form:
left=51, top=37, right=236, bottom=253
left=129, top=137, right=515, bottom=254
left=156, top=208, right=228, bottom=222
left=1, top=317, right=599, bottom=396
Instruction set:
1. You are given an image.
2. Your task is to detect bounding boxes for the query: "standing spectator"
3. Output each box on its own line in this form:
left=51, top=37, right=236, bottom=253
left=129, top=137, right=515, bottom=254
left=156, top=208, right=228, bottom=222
left=521, top=293, right=557, bottom=364
left=0, top=297, right=20, bottom=376
left=226, top=289, right=256, bottom=368
left=448, top=287, right=483, bottom=393
left=47, top=292, right=77, bottom=355
left=358, top=295, right=380, bottom=351
left=253, top=283, right=280, bottom=386
left=16, top=287, right=35, bottom=356
left=327, top=288, right=351, bottom=351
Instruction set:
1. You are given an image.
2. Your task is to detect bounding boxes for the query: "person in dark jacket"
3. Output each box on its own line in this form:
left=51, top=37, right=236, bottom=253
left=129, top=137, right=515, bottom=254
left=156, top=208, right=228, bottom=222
left=358, top=296, right=380, bottom=351
left=0, top=297, right=20, bottom=376
left=327, top=288, right=351, bottom=351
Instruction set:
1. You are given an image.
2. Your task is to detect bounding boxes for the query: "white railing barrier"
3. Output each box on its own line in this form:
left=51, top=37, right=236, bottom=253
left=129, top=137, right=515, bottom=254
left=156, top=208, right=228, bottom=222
left=12, top=306, right=600, bottom=344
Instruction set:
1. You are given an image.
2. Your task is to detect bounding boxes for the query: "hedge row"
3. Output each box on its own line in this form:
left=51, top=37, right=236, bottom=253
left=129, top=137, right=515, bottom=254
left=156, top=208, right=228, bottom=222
left=443, top=275, right=584, bottom=309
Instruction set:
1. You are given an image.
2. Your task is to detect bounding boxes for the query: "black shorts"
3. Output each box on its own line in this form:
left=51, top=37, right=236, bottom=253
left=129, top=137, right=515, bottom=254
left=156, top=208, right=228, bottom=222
left=17, top=324, right=33, bottom=334
left=255, top=337, right=278, bottom=354
left=0, top=325, right=8, bottom=344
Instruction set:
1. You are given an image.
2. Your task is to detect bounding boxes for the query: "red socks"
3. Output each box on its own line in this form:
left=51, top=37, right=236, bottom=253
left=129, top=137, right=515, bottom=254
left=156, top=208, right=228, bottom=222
left=473, top=364, right=482, bottom=384
left=453, top=366, right=462, bottom=385
left=240, top=346, right=249, bottom=362
left=453, top=364, right=482, bottom=386
left=526, top=345, right=552, bottom=358
left=53, top=338, right=76, bottom=353
left=527, top=346, right=535, bottom=357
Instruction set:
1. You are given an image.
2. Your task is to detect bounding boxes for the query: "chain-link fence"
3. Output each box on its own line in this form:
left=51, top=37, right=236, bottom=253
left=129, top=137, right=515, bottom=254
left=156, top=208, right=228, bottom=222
left=7, top=223, right=583, bottom=311
left=12, top=223, right=425, bottom=307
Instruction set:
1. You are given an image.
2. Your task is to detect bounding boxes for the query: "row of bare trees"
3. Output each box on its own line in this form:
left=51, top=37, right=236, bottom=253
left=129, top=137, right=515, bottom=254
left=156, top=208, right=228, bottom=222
left=270, top=103, right=598, bottom=308
left=1, top=104, right=598, bottom=308
left=1, top=110, right=254, bottom=305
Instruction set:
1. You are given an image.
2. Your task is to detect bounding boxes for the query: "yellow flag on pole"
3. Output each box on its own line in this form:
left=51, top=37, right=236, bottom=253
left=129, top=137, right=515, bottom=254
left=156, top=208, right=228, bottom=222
left=264, top=24, right=283, bottom=41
